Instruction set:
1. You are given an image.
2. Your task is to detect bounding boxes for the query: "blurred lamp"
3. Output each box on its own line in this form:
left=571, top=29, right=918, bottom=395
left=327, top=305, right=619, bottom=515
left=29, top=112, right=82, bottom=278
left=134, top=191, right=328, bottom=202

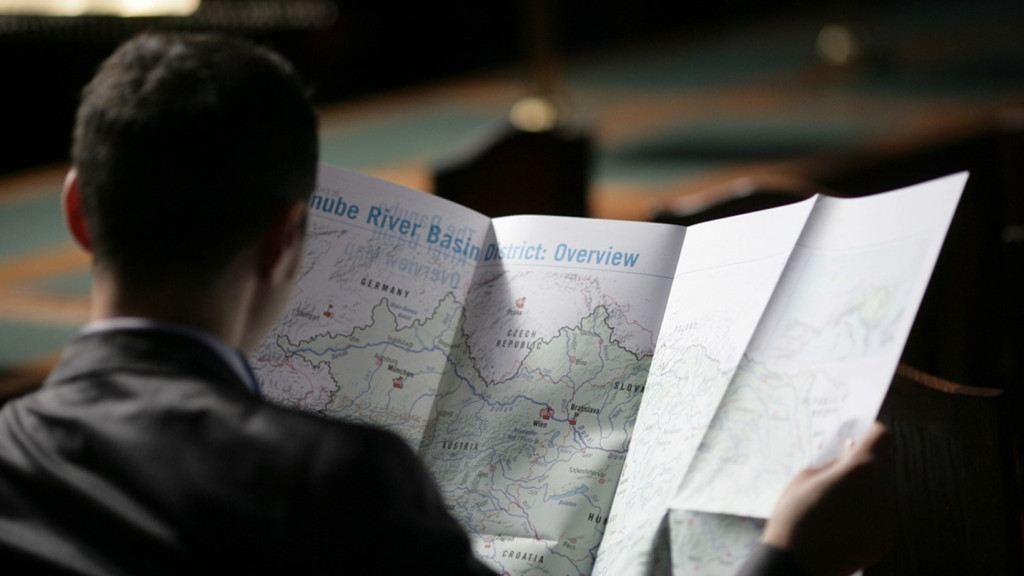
left=0, top=0, right=200, bottom=16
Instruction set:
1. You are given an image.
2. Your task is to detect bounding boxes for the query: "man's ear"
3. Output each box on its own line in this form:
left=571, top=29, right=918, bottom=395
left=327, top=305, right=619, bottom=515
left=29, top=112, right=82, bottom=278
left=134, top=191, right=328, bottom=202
left=259, top=200, right=307, bottom=285
left=62, top=168, right=93, bottom=252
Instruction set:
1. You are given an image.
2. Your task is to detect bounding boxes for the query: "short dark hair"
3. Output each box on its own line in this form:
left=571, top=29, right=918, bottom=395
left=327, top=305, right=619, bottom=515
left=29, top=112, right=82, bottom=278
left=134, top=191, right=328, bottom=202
left=72, top=32, right=319, bottom=287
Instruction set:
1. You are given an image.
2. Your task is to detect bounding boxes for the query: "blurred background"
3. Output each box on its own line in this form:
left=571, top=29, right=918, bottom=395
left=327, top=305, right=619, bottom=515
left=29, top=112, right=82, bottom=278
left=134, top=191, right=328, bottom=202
left=0, top=0, right=1023, bottom=572
left=0, top=0, right=795, bottom=176
left=6, top=0, right=1023, bottom=386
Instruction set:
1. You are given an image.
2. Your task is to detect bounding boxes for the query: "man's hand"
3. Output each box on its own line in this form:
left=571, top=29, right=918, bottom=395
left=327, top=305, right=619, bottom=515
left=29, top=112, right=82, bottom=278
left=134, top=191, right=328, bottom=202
left=761, top=422, right=896, bottom=576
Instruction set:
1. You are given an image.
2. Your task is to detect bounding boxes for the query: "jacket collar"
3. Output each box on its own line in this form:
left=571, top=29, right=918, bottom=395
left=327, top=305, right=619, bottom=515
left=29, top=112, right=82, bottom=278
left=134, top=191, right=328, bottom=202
left=45, top=326, right=255, bottom=396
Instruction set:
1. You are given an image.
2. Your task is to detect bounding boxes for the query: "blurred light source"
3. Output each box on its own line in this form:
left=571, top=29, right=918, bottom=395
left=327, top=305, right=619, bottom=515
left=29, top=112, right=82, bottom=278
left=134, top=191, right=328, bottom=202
left=816, top=24, right=863, bottom=67
left=0, top=0, right=200, bottom=17
left=509, top=96, right=561, bottom=133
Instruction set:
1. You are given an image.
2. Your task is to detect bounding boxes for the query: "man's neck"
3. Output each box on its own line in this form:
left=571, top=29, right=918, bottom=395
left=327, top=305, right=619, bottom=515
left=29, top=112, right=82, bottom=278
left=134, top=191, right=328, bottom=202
left=89, top=263, right=257, bottom=351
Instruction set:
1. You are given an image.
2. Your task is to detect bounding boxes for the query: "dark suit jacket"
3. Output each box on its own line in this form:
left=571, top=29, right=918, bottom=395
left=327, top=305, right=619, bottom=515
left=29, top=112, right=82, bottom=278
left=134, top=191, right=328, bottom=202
left=0, top=328, right=495, bottom=575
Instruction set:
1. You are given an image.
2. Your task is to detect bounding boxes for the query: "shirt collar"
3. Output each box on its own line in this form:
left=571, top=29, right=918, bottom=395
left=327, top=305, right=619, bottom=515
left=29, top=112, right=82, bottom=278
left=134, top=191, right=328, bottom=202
left=80, top=318, right=259, bottom=395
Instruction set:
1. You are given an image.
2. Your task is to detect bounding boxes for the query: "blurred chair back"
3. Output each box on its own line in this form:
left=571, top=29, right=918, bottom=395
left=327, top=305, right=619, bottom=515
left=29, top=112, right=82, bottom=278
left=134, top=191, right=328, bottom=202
left=649, top=177, right=824, bottom=226
left=433, top=122, right=591, bottom=218
left=872, top=365, right=1020, bottom=576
